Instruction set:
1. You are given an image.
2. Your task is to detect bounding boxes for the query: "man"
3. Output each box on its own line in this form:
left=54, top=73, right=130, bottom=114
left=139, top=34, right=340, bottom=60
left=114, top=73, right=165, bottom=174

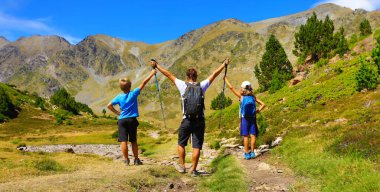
left=150, top=58, right=230, bottom=176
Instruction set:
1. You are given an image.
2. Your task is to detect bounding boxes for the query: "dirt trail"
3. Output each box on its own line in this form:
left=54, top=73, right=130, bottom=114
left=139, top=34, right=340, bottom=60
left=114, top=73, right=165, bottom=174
left=225, top=147, right=296, bottom=192
left=241, top=154, right=295, bottom=191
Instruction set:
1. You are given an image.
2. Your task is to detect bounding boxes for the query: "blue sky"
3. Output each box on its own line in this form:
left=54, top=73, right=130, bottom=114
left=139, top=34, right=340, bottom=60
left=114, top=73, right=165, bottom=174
left=0, top=0, right=379, bottom=44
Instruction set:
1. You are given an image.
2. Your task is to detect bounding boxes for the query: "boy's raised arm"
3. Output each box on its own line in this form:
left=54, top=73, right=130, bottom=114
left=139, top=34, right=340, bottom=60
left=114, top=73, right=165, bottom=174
left=225, top=77, right=241, bottom=99
left=139, top=69, right=157, bottom=91
left=150, top=60, right=176, bottom=83
left=207, top=58, right=230, bottom=84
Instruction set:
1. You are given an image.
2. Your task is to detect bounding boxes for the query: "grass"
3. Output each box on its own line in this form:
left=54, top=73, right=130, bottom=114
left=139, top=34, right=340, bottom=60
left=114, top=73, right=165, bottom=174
left=126, top=166, right=180, bottom=191
left=199, top=154, right=248, bottom=192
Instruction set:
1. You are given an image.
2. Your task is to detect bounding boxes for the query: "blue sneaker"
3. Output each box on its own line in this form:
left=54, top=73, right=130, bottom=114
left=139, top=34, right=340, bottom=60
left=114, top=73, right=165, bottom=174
left=244, top=152, right=251, bottom=160
left=250, top=151, right=256, bottom=159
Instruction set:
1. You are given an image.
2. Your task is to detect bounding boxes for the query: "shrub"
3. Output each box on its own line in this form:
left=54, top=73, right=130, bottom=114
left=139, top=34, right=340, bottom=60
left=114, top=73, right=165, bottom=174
left=34, top=159, right=64, bottom=172
left=111, top=130, right=118, bottom=139
left=315, top=58, right=329, bottom=68
left=359, top=18, right=372, bottom=36
left=211, top=92, right=233, bottom=110
left=355, top=57, right=379, bottom=91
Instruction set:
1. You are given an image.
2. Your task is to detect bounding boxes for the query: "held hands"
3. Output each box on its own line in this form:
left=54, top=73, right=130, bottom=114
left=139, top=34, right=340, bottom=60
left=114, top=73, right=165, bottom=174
left=223, top=58, right=230, bottom=66
left=149, top=59, right=158, bottom=69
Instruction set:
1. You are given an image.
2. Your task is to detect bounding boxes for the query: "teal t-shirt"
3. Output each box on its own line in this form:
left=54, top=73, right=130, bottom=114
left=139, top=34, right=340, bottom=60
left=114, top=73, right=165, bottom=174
left=111, top=88, right=140, bottom=119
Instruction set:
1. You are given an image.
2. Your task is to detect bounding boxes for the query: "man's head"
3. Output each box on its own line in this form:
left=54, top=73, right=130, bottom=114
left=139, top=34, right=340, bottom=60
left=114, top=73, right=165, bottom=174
left=186, top=68, right=198, bottom=82
left=119, top=78, right=131, bottom=92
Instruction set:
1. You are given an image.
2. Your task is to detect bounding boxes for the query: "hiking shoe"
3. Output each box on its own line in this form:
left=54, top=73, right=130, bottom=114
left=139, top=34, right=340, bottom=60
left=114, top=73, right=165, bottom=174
left=190, top=170, right=200, bottom=177
left=174, top=163, right=186, bottom=173
left=250, top=151, right=256, bottom=159
left=244, top=152, right=251, bottom=160
left=134, top=158, right=143, bottom=165
left=124, top=159, right=130, bottom=166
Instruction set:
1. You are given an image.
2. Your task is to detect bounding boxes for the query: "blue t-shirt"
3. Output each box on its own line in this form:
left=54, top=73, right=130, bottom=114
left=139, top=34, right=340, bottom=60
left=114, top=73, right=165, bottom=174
left=111, top=88, right=140, bottom=119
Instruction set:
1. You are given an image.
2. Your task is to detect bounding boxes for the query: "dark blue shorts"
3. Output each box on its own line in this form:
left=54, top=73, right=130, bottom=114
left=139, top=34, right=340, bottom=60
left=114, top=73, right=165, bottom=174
left=240, top=117, right=258, bottom=136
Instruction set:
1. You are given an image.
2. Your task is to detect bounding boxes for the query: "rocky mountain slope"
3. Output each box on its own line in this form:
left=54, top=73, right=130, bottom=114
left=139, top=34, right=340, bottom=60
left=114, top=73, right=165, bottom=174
left=0, top=3, right=379, bottom=127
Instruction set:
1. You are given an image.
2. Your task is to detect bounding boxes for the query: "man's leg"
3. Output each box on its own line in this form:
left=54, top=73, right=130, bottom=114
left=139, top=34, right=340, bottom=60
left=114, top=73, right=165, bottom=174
left=191, top=147, right=200, bottom=172
left=176, top=119, right=190, bottom=172
left=191, top=119, right=205, bottom=172
left=178, top=145, right=186, bottom=166
left=120, top=141, right=129, bottom=160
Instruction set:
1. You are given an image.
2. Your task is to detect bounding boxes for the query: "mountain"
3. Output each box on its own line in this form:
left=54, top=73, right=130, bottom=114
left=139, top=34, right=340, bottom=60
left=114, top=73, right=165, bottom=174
left=0, top=3, right=379, bottom=127
left=0, top=36, right=8, bottom=47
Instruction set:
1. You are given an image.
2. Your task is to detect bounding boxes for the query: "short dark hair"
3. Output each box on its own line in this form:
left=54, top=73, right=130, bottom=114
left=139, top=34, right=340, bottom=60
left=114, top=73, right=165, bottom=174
left=186, top=68, right=197, bottom=81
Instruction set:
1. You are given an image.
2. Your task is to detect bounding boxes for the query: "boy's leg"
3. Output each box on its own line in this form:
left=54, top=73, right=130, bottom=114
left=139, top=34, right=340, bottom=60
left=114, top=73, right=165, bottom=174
left=129, top=122, right=138, bottom=159
left=118, top=119, right=129, bottom=161
left=120, top=141, right=129, bottom=160
left=131, top=142, right=138, bottom=159
left=243, top=136, right=249, bottom=153
left=250, top=135, right=256, bottom=151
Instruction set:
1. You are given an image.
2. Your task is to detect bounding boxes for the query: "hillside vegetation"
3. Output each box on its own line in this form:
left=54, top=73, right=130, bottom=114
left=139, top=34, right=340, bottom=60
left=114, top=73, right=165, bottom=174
left=1, top=4, right=380, bottom=129
left=205, top=31, right=380, bottom=191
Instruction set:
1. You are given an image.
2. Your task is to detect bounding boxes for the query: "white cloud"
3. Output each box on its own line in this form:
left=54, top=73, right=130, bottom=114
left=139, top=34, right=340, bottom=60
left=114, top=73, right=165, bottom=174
left=314, top=0, right=380, bottom=11
left=0, top=12, right=81, bottom=44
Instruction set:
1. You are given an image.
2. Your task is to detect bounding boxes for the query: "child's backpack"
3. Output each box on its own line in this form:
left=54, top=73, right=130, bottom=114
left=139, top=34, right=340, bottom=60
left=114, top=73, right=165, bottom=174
left=183, top=82, right=204, bottom=119
left=241, top=96, right=256, bottom=117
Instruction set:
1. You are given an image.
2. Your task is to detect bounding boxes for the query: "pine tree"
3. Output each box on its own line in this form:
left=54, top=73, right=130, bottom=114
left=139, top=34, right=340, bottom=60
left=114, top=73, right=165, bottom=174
left=211, top=92, right=232, bottom=110
left=360, top=19, right=372, bottom=36
left=371, top=36, right=380, bottom=74
left=293, top=12, right=336, bottom=63
left=0, top=87, right=16, bottom=121
left=255, top=34, right=293, bottom=91
left=335, top=27, right=349, bottom=57
left=50, top=88, right=79, bottom=114
left=50, top=88, right=94, bottom=115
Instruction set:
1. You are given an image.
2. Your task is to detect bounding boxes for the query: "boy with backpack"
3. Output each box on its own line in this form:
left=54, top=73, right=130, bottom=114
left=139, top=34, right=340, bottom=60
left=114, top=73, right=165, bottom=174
left=225, top=77, right=266, bottom=160
left=150, top=58, right=230, bottom=176
left=107, top=69, right=157, bottom=166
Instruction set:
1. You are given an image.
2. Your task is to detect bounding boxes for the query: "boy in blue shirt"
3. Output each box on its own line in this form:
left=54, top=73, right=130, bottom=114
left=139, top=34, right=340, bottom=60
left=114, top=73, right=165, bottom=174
left=107, top=69, right=156, bottom=166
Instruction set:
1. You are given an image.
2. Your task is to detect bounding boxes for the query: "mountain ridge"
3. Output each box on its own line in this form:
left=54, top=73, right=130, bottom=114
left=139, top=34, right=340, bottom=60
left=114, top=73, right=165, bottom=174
left=0, top=3, right=379, bottom=126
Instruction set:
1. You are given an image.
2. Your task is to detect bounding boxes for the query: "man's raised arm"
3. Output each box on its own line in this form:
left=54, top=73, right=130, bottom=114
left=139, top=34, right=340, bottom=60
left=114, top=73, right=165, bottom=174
left=150, top=59, right=176, bottom=83
left=207, top=58, right=230, bottom=84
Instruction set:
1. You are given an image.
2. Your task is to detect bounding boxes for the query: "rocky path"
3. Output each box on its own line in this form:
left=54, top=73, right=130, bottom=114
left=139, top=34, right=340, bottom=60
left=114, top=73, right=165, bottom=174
left=220, top=136, right=296, bottom=192
left=20, top=137, right=295, bottom=192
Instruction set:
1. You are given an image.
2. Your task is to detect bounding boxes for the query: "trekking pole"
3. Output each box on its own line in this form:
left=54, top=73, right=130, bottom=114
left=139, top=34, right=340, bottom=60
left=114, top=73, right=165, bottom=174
left=151, top=60, right=167, bottom=129
left=218, top=59, right=229, bottom=129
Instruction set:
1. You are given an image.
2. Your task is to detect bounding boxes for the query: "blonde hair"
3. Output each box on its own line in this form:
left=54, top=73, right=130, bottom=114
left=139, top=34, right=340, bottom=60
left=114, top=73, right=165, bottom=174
left=240, top=87, right=254, bottom=96
left=119, top=78, right=131, bottom=92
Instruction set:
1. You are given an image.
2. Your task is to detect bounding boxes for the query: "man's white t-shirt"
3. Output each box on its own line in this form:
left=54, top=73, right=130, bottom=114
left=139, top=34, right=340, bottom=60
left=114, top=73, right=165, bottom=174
left=175, top=78, right=210, bottom=117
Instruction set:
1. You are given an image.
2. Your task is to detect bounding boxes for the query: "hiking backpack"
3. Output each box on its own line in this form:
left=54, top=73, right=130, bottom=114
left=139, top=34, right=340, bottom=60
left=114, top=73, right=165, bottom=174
left=183, top=82, right=204, bottom=119
left=241, top=96, right=256, bottom=117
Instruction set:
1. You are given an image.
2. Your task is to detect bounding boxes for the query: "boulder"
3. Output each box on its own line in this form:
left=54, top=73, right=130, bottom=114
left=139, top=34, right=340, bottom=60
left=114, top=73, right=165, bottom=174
left=271, top=137, right=283, bottom=147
